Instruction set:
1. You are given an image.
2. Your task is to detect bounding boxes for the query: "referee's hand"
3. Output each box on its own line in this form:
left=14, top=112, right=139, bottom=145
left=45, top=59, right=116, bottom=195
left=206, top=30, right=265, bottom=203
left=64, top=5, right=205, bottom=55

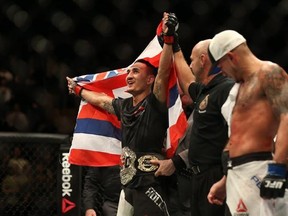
left=150, top=159, right=176, bottom=177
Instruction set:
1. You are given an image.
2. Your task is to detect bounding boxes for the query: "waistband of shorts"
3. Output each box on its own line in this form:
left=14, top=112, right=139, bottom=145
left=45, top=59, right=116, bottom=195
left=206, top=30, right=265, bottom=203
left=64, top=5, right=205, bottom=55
left=230, top=152, right=273, bottom=167
left=179, top=163, right=221, bottom=178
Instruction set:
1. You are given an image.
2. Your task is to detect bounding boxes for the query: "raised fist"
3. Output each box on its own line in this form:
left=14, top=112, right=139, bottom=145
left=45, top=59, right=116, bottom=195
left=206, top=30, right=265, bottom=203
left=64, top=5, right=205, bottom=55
left=66, top=76, right=83, bottom=96
left=161, top=12, right=179, bottom=45
left=164, top=13, right=179, bottom=36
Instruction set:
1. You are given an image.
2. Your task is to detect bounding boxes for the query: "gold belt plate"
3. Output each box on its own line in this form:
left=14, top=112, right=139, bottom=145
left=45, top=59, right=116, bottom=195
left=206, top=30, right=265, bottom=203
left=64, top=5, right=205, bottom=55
left=137, top=155, right=159, bottom=172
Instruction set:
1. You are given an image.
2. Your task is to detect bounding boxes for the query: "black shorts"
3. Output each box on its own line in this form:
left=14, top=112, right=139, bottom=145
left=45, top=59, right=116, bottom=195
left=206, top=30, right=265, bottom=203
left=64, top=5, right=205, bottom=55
left=123, top=183, right=170, bottom=216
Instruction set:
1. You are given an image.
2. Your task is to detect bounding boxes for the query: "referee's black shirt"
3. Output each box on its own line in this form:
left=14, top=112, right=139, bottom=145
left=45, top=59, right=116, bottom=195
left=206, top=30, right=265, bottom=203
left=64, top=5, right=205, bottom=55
left=188, top=74, right=235, bottom=166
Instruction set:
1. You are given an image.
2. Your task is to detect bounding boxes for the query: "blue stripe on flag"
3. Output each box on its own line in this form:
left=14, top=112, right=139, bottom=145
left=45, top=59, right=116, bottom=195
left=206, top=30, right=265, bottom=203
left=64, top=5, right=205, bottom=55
left=168, top=84, right=178, bottom=108
left=74, top=118, right=122, bottom=140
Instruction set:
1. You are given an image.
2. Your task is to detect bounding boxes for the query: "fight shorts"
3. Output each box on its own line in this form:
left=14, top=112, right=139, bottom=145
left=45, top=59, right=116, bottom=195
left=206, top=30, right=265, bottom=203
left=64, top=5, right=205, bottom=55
left=226, top=152, right=288, bottom=216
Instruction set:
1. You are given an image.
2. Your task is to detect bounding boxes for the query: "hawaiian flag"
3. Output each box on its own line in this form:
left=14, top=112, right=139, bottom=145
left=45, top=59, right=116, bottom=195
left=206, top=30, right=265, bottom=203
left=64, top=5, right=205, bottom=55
left=68, top=23, right=188, bottom=167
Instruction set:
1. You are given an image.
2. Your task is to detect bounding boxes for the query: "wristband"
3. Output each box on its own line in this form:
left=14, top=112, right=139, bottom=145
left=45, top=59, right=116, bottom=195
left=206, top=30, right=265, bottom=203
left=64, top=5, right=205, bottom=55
left=172, top=33, right=181, bottom=53
left=268, top=163, right=287, bottom=177
left=75, top=85, right=84, bottom=97
left=172, top=43, right=181, bottom=53
left=163, top=35, right=174, bottom=44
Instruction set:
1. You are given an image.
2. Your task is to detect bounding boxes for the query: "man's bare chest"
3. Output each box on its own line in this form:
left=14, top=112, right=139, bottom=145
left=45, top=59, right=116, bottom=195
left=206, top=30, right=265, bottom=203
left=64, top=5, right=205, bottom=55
left=235, top=80, right=262, bottom=109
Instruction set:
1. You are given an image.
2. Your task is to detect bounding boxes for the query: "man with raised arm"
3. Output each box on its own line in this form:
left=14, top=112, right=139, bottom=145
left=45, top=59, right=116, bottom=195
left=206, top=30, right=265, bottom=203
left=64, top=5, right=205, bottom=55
left=67, top=12, right=178, bottom=216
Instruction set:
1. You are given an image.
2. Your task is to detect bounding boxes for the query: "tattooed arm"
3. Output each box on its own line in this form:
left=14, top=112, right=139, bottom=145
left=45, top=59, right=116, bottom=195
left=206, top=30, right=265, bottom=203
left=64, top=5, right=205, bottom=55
left=263, top=64, right=288, bottom=165
left=153, top=43, right=173, bottom=103
left=153, top=12, right=174, bottom=103
left=66, top=77, right=115, bottom=114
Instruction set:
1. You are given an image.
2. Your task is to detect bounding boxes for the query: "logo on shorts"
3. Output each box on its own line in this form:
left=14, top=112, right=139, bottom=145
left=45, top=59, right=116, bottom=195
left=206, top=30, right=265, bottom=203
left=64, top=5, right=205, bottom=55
left=198, top=94, right=209, bottom=113
left=251, top=175, right=261, bottom=188
left=145, top=187, right=169, bottom=214
left=233, top=199, right=249, bottom=216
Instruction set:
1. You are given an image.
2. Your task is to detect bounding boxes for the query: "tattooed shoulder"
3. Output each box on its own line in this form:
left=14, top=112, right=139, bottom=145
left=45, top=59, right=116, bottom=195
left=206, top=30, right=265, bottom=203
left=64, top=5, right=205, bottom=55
left=263, top=64, right=288, bottom=114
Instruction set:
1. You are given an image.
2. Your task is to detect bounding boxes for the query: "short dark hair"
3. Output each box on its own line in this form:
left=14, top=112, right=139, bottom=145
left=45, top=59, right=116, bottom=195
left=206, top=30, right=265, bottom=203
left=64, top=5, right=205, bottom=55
left=135, top=59, right=158, bottom=75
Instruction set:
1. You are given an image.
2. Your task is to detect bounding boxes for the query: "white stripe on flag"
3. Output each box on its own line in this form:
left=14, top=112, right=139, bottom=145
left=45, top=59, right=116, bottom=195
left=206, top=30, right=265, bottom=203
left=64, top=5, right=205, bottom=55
left=169, top=95, right=183, bottom=125
left=71, top=133, right=122, bottom=154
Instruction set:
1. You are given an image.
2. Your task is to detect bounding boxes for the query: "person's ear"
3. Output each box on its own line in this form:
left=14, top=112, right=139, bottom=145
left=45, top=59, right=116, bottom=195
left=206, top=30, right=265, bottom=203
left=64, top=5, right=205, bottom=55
left=227, top=52, right=236, bottom=63
left=147, top=75, right=155, bottom=85
left=200, top=54, right=206, bottom=67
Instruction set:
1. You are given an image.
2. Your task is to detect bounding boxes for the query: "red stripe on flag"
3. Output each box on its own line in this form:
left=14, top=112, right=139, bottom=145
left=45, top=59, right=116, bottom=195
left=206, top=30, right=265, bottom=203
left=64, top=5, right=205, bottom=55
left=77, top=104, right=121, bottom=128
left=69, top=149, right=121, bottom=167
left=166, top=111, right=188, bottom=158
left=141, top=53, right=162, bottom=68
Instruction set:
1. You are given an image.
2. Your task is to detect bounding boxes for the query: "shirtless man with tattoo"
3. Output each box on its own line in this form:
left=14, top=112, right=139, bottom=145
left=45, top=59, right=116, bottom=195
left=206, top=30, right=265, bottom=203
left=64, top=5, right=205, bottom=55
left=207, top=30, right=288, bottom=216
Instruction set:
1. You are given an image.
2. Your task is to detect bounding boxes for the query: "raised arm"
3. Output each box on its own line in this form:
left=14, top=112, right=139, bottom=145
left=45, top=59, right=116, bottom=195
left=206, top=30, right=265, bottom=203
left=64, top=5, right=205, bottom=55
left=66, top=77, right=115, bottom=114
left=174, top=50, right=196, bottom=96
left=153, top=12, right=178, bottom=103
left=154, top=44, right=173, bottom=103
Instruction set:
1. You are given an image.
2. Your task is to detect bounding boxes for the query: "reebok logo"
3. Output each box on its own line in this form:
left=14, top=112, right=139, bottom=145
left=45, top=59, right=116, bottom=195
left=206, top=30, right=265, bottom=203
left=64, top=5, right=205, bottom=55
left=236, top=199, right=247, bottom=212
left=233, top=199, right=249, bottom=216
left=62, top=153, right=73, bottom=196
left=61, top=152, right=76, bottom=214
left=62, top=198, right=76, bottom=213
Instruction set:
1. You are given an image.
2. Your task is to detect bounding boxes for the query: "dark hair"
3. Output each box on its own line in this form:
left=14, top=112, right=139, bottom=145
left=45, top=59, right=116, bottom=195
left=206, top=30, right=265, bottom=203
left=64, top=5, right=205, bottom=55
left=135, top=59, right=158, bottom=75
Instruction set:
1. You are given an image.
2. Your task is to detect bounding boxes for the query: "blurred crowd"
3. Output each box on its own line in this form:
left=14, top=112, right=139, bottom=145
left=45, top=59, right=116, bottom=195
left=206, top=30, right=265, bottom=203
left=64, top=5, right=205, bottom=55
left=0, top=1, right=288, bottom=215
left=1, top=0, right=288, bottom=136
left=0, top=143, right=59, bottom=216
left=0, top=64, right=78, bottom=135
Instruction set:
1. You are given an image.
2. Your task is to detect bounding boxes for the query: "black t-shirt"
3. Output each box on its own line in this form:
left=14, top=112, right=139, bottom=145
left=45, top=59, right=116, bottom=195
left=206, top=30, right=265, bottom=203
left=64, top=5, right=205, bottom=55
left=112, top=93, right=168, bottom=154
left=188, top=74, right=235, bottom=165
left=112, top=93, right=169, bottom=188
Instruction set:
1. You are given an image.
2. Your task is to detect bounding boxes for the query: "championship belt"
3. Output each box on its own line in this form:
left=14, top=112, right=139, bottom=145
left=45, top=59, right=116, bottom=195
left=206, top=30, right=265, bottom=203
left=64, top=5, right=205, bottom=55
left=120, top=147, right=137, bottom=185
left=138, top=155, right=159, bottom=172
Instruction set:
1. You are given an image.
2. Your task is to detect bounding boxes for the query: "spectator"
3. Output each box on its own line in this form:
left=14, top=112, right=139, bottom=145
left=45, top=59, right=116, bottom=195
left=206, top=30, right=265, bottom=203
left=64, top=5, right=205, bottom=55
left=1, top=146, right=31, bottom=216
left=82, top=166, right=121, bottom=216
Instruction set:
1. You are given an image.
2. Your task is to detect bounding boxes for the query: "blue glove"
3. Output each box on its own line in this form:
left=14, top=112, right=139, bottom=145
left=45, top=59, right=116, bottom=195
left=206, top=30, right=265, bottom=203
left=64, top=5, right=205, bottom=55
left=260, top=163, right=287, bottom=198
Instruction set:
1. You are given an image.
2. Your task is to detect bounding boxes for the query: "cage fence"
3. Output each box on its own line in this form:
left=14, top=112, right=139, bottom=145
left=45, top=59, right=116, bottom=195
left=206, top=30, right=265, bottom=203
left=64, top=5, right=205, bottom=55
left=0, top=133, right=69, bottom=216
